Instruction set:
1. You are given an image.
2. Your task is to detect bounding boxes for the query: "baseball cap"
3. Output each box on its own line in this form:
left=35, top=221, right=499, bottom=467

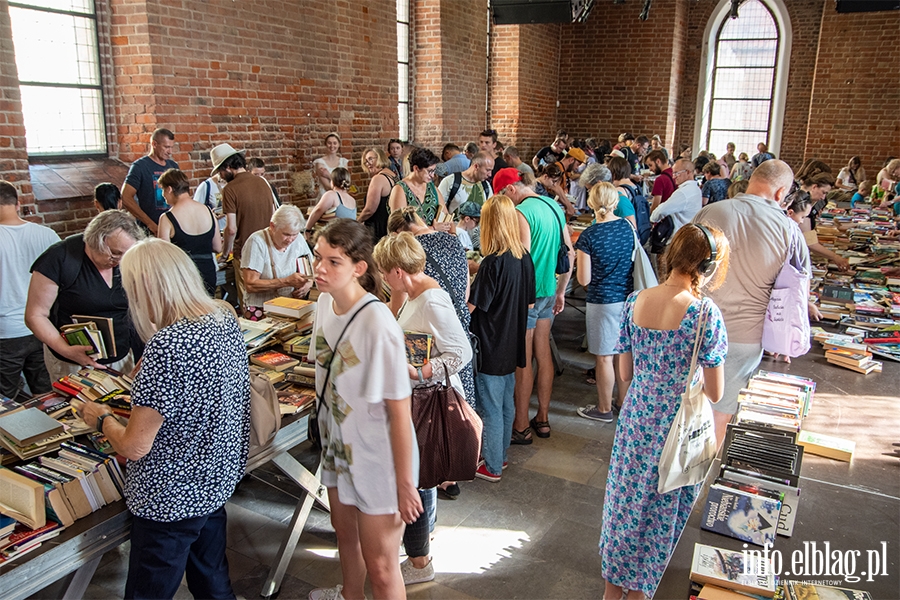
left=492, top=167, right=522, bottom=193
left=566, top=147, right=587, bottom=163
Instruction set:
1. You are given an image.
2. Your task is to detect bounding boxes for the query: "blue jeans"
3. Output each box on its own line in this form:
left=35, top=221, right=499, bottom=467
left=475, top=372, right=516, bottom=475
left=403, top=487, right=437, bottom=558
left=125, top=505, right=235, bottom=600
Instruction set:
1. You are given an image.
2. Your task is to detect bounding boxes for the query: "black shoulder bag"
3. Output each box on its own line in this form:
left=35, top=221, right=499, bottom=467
left=309, top=297, right=380, bottom=451
left=533, top=196, right=571, bottom=274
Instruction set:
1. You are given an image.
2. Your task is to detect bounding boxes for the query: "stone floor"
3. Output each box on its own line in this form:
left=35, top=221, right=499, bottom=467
left=31, top=290, right=900, bottom=599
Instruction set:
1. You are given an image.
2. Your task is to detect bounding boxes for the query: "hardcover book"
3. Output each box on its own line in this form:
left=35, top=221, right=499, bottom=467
left=0, top=408, right=64, bottom=447
left=262, top=297, right=315, bottom=319
left=250, top=351, right=300, bottom=372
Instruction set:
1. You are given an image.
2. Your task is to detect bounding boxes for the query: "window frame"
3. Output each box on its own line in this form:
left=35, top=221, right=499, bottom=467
left=396, top=0, right=410, bottom=143
left=8, top=0, right=109, bottom=159
left=694, top=0, right=792, bottom=159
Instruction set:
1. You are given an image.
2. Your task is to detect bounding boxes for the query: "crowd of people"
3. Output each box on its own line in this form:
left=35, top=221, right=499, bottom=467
left=2, top=122, right=900, bottom=600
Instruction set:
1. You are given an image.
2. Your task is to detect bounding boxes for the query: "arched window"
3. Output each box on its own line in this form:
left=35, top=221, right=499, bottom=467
left=695, top=0, right=791, bottom=160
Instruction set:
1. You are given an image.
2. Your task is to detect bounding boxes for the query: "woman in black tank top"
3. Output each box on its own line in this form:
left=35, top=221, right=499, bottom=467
left=157, top=169, right=223, bottom=295
left=358, top=147, right=396, bottom=242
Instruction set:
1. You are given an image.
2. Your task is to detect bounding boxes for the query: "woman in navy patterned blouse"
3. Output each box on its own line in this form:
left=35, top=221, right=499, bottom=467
left=80, top=238, right=250, bottom=600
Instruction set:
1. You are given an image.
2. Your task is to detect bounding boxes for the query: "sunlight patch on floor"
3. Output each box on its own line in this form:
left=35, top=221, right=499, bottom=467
left=429, top=525, right=530, bottom=574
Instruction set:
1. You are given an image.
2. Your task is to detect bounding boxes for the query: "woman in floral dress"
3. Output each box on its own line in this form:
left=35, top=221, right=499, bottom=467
left=599, top=223, right=730, bottom=599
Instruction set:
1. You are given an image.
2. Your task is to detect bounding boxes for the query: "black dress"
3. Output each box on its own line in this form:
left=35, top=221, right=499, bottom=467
left=364, top=171, right=395, bottom=243
left=166, top=208, right=218, bottom=295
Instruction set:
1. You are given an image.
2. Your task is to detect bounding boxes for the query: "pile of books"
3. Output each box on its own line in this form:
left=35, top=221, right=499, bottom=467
left=59, top=315, right=116, bottom=360
left=51, top=367, right=133, bottom=406
left=734, top=371, right=815, bottom=434
left=0, top=408, right=71, bottom=461
left=813, top=328, right=887, bottom=372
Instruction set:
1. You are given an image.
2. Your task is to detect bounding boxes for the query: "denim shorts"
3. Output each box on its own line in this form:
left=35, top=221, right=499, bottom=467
left=527, top=295, right=555, bottom=329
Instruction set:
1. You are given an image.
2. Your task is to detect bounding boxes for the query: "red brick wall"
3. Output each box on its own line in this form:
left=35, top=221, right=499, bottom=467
left=676, top=0, right=825, bottom=169
left=488, top=22, right=561, bottom=160
left=557, top=0, right=684, bottom=149
left=805, top=7, right=900, bottom=174
left=413, top=0, right=488, bottom=150
left=0, top=1, right=31, bottom=209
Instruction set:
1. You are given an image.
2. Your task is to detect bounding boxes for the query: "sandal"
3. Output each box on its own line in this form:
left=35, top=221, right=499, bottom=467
left=585, top=368, right=596, bottom=385
left=530, top=416, right=551, bottom=438
left=510, top=427, right=533, bottom=445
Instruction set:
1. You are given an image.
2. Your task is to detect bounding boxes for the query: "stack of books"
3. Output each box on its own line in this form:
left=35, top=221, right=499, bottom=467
left=734, top=371, right=815, bottom=434
left=59, top=315, right=116, bottom=360
left=263, top=297, right=315, bottom=320
left=0, top=408, right=71, bottom=460
left=51, top=367, right=133, bottom=405
left=689, top=543, right=777, bottom=598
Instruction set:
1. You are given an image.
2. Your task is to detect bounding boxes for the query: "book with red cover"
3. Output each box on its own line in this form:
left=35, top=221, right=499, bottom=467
left=863, top=330, right=900, bottom=344
left=250, top=351, right=300, bottom=372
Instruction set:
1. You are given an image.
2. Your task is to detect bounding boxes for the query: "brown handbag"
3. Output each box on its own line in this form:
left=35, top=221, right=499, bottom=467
left=411, top=374, right=483, bottom=489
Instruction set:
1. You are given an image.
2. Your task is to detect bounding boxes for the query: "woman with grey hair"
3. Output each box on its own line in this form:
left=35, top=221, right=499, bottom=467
left=239, top=204, right=314, bottom=320
left=580, top=162, right=613, bottom=189
left=26, top=209, right=145, bottom=380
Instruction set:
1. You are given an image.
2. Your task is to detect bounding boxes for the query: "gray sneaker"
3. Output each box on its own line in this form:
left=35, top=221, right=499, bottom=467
left=309, top=586, right=345, bottom=600
left=401, top=558, right=435, bottom=585
left=577, top=404, right=614, bottom=422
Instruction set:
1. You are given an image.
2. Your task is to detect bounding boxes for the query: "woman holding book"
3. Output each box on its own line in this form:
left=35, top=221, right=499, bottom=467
left=467, top=195, right=535, bottom=482
left=78, top=238, right=250, bottom=600
left=156, top=169, right=222, bottom=295
left=372, top=231, right=472, bottom=585
left=599, top=224, right=729, bottom=600
left=308, top=219, right=421, bottom=600
left=240, top=204, right=314, bottom=320
left=26, top=210, right=144, bottom=381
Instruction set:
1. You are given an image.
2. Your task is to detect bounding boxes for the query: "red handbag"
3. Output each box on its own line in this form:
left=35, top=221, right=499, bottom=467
left=411, top=375, right=483, bottom=489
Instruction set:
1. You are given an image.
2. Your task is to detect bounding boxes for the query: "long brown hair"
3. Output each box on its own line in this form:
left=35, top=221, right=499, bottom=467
left=663, top=223, right=730, bottom=298
left=315, top=219, right=385, bottom=301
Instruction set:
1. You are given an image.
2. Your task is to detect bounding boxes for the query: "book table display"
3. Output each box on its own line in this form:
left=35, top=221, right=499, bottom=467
left=0, top=412, right=325, bottom=599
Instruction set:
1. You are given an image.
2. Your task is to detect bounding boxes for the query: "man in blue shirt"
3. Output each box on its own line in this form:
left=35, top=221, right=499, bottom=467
left=121, top=128, right=178, bottom=235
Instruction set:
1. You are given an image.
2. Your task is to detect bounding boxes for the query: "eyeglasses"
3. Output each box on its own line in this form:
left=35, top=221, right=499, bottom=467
left=364, top=156, right=377, bottom=164
left=425, top=168, right=437, bottom=177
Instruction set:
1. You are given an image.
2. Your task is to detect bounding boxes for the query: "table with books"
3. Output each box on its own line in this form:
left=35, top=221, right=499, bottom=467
left=654, top=369, right=896, bottom=600
left=0, top=296, right=327, bottom=599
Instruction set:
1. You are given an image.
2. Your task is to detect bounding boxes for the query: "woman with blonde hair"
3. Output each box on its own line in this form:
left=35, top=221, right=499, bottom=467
left=79, top=238, right=250, bottom=599
left=600, top=223, right=729, bottom=600
left=468, top=195, right=535, bottom=482
left=372, top=232, right=471, bottom=585
left=358, top=147, right=397, bottom=242
left=575, top=182, right=635, bottom=423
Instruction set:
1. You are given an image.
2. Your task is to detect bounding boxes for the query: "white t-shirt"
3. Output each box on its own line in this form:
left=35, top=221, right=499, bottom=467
left=309, top=293, right=415, bottom=514
left=397, top=288, right=472, bottom=397
left=437, top=174, right=492, bottom=215
left=194, top=177, right=228, bottom=230
left=240, top=229, right=312, bottom=308
left=456, top=228, right=473, bottom=251
left=0, top=222, right=60, bottom=338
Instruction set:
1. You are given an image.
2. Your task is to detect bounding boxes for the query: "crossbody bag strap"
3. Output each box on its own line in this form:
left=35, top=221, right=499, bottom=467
left=317, top=298, right=381, bottom=405
left=534, top=196, right=567, bottom=246
left=263, top=229, right=279, bottom=280
left=423, top=252, right=465, bottom=317
left=684, top=301, right=708, bottom=396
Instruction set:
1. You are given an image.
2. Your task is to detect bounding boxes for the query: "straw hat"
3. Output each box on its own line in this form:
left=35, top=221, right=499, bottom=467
left=209, top=143, right=245, bottom=176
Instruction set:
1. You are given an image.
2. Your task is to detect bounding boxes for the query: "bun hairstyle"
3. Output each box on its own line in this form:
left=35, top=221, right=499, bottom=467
left=587, top=182, right=619, bottom=218
left=315, top=219, right=385, bottom=301
left=331, top=167, right=352, bottom=190
left=662, top=223, right=730, bottom=298
left=387, top=206, right=424, bottom=234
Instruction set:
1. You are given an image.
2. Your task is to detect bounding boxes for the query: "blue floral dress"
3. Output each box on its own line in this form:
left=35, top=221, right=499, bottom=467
left=599, top=292, right=727, bottom=596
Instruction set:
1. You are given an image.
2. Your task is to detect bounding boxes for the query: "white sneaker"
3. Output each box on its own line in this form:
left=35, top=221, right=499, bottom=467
left=400, top=558, right=435, bottom=585
left=309, top=585, right=345, bottom=600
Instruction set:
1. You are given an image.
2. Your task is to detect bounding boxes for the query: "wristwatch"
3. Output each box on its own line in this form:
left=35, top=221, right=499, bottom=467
left=96, top=412, right=115, bottom=433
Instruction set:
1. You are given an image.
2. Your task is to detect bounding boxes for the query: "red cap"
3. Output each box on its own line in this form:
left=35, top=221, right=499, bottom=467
left=492, top=167, right=523, bottom=193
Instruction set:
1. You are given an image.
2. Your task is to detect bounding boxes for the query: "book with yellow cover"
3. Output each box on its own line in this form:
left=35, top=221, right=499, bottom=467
left=797, top=430, right=855, bottom=462
left=263, top=297, right=315, bottom=319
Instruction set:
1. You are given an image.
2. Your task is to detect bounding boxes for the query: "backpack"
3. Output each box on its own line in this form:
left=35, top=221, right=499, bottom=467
left=649, top=215, right=675, bottom=255
left=48, top=235, right=86, bottom=328
left=447, top=173, right=490, bottom=215
left=621, top=184, right=652, bottom=246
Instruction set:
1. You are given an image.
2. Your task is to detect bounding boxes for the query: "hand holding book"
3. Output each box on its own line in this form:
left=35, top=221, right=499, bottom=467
left=55, top=336, right=106, bottom=370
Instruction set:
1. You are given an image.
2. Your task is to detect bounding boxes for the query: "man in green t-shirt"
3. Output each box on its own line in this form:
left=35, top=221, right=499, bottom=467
left=492, top=168, right=574, bottom=444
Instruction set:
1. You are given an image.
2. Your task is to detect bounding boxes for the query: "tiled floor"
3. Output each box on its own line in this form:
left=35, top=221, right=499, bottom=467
left=31, top=292, right=900, bottom=599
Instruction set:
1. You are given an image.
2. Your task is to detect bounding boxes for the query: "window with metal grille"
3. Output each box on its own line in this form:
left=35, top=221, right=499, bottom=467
left=396, top=0, right=410, bottom=142
left=8, top=0, right=107, bottom=156
left=704, top=0, right=778, bottom=159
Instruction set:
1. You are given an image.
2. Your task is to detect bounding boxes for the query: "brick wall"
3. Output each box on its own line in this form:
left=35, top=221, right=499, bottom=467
left=412, top=0, right=488, bottom=151
left=488, top=22, right=561, bottom=160
left=557, top=0, right=685, bottom=149
left=0, top=1, right=31, bottom=210
left=805, top=7, right=900, bottom=174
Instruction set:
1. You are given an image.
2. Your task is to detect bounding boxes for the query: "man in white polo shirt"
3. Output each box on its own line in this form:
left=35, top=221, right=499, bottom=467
left=650, top=158, right=702, bottom=236
left=692, top=159, right=809, bottom=444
